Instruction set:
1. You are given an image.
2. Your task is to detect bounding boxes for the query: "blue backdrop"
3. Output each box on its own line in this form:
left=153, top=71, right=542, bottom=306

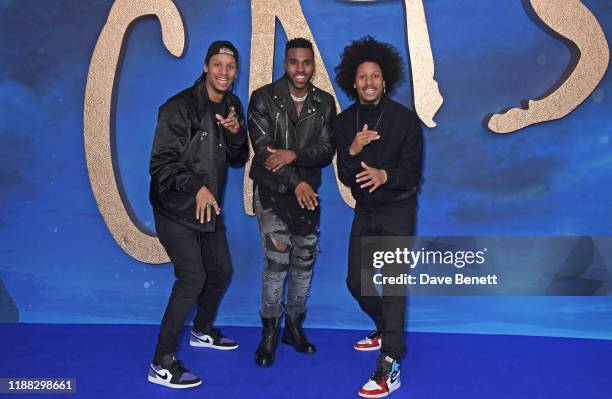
left=1, top=0, right=611, bottom=339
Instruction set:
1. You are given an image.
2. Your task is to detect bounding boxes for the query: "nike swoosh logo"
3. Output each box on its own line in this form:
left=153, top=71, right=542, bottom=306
left=192, top=333, right=212, bottom=343
left=151, top=367, right=169, bottom=380
left=389, top=373, right=399, bottom=384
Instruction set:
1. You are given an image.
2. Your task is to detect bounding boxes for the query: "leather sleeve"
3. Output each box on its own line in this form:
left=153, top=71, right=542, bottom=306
left=247, top=90, right=302, bottom=190
left=293, top=100, right=336, bottom=167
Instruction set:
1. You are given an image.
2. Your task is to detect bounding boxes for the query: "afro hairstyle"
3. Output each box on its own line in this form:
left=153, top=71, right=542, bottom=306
left=335, top=36, right=404, bottom=100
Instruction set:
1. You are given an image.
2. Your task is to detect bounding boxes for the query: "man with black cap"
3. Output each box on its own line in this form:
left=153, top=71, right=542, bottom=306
left=147, top=40, right=247, bottom=389
left=248, top=37, right=335, bottom=366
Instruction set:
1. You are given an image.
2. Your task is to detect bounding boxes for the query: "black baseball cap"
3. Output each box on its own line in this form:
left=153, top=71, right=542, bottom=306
left=205, top=40, right=239, bottom=64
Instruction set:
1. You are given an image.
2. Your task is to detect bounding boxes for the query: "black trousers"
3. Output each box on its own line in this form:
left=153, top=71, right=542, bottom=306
left=153, top=210, right=232, bottom=360
left=346, top=198, right=416, bottom=360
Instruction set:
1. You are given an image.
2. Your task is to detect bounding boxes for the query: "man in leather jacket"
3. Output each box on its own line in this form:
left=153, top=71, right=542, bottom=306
left=147, top=41, right=247, bottom=389
left=247, top=38, right=335, bottom=366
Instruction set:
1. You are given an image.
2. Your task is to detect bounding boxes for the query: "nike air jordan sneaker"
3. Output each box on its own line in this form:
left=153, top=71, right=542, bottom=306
left=358, top=355, right=401, bottom=398
left=148, top=354, right=202, bottom=389
left=190, top=327, right=239, bottom=350
left=354, top=330, right=382, bottom=351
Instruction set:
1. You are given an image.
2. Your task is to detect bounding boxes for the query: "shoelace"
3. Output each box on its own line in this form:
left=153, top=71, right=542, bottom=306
left=207, top=328, right=224, bottom=342
left=167, top=359, right=188, bottom=378
left=367, top=330, right=382, bottom=340
left=370, top=366, right=389, bottom=384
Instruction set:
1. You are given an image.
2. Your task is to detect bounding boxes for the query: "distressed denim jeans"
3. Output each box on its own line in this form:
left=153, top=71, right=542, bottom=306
left=254, top=188, right=318, bottom=319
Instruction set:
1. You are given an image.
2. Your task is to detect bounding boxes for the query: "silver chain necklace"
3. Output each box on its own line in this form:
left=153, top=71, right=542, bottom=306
left=356, top=106, right=385, bottom=132
left=290, top=92, right=308, bottom=102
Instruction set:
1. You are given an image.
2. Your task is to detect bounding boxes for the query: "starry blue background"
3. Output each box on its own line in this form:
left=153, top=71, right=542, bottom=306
left=1, top=0, right=611, bottom=339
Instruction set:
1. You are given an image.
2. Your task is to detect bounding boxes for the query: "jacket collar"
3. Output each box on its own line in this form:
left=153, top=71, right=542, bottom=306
left=194, top=77, right=238, bottom=114
left=358, top=94, right=388, bottom=112
left=273, top=75, right=323, bottom=101
left=272, top=75, right=323, bottom=116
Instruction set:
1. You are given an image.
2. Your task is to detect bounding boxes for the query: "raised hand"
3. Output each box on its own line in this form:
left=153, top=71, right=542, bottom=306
left=349, top=123, right=380, bottom=156
left=215, top=106, right=241, bottom=134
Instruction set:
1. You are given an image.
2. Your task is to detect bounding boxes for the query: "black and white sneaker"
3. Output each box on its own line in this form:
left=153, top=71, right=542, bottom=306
left=190, top=328, right=239, bottom=350
left=147, top=354, right=202, bottom=389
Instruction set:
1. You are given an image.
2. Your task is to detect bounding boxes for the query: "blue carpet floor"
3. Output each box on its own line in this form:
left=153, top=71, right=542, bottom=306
left=0, top=323, right=611, bottom=398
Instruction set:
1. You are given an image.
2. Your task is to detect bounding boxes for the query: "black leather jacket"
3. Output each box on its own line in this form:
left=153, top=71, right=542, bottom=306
left=248, top=76, right=335, bottom=193
left=149, top=80, right=247, bottom=232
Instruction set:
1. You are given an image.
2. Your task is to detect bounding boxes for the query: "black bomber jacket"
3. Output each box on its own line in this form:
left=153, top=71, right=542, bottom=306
left=149, top=80, right=247, bottom=232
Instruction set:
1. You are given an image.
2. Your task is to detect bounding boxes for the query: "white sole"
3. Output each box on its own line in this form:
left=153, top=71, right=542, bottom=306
left=359, top=392, right=388, bottom=398
left=354, top=345, right=382, bottom=352
left=358, top=382, right=400, bottom=398
left=147, top=374, right=202, bottom=389
left=189, top=339, right=239, bottom=350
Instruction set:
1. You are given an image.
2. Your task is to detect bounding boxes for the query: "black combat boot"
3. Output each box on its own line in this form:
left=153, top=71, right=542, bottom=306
left=281, top=312, right=316, bottom=353
left=255, top=315, right=279, bottom=366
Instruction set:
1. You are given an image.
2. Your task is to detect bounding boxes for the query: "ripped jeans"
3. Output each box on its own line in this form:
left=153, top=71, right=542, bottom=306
left=254, top=188, right=319, bottom=319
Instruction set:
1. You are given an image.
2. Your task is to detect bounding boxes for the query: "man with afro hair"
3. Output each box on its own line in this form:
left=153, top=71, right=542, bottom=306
left=333, top=36, right=423, bottom=398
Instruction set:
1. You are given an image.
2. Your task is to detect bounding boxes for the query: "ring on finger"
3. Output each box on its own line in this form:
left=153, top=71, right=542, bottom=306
left=205, top=203, right=211, bottom=208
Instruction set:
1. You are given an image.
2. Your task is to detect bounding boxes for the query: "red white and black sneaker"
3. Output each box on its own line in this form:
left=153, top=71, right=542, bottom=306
left=354, top=330, right=382, bottom=351
left=358, top=355, right=401, bottom=398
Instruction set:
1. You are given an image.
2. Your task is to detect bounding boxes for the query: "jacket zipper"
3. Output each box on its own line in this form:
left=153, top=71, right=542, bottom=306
left=296, top=111, right=317, bottom=127
left=284, top=112, right=289, bottom=149
left=249, top=114, right=269, bottom=145
left=294, top=111, right=317, bottom=147
left=274, top=112, right=279, bottom=142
